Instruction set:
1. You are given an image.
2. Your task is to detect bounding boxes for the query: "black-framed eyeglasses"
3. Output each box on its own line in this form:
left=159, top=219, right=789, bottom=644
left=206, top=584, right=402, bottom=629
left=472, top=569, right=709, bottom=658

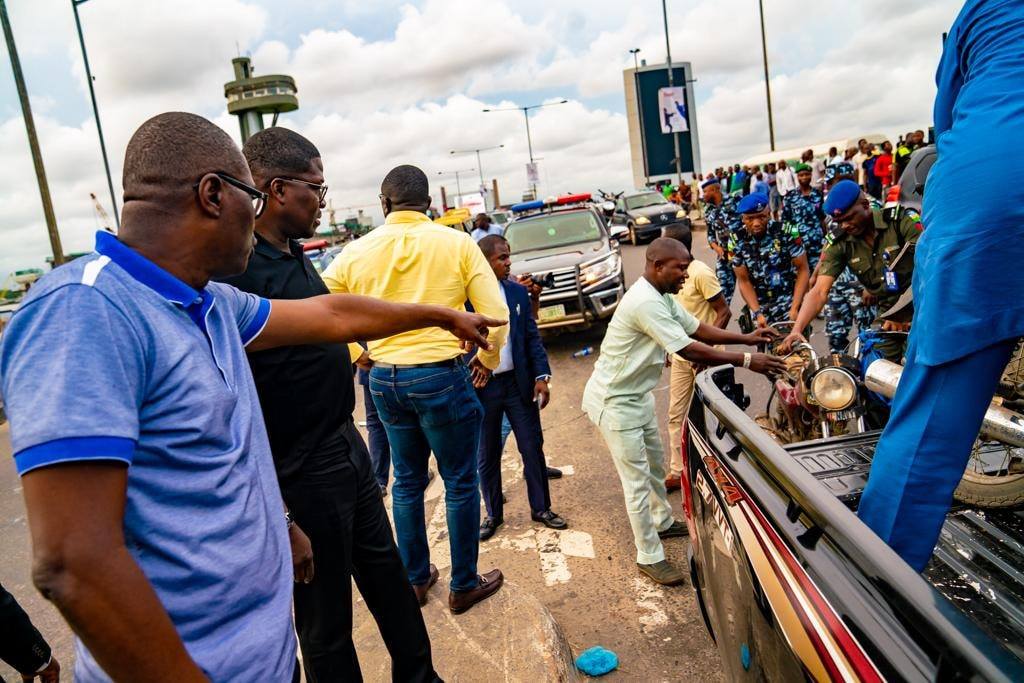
left=275, top=176, right=329, bottom=203
left=195, top=172, right=267, bottom=218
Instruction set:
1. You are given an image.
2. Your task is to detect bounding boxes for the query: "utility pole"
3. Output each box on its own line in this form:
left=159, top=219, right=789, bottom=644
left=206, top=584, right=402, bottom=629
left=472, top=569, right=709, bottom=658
left=483, top=100, right=568, bottom=198
left=1, top=0, right=64, bottom=266
left=72, top=0, right=119, bottom=230
left=629, top=48, right=649, bottom=187
left=758, top=0, right=776, bottom=151
left=661, top=0, right=683, bottom=187
left=450, top=144, right=504, bottom=209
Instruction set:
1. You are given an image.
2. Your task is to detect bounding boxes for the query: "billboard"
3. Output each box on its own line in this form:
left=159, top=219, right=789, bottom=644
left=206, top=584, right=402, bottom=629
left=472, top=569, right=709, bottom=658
left=623, top=62, right=701, bottom=186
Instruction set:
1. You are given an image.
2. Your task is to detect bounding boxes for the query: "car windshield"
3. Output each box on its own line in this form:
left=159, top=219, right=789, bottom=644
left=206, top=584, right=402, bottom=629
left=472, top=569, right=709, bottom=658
left=506, top=211, right=603, bottom=252
left=625, top=193, right=666, bottom=210
left=490, top=211, right=508, bottom=225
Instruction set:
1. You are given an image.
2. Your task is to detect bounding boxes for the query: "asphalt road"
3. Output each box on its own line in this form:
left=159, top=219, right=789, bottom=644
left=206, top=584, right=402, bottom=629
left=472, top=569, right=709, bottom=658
left=0, top=227, right=840, bottom=681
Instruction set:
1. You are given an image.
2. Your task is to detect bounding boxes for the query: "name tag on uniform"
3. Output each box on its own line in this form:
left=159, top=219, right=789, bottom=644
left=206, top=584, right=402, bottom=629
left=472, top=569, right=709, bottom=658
left=884, top=269, right=899, bottom=291
left=770, top=272, right=782, bottom=287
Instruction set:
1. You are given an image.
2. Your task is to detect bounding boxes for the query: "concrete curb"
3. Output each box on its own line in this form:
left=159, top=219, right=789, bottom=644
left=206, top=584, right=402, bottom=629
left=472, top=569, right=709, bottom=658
left=353, top=579, right=580, bottom=682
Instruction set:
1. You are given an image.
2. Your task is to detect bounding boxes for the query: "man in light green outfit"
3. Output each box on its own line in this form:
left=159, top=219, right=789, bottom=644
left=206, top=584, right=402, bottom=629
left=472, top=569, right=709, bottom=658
left=583, top=238, right=785, bottom=585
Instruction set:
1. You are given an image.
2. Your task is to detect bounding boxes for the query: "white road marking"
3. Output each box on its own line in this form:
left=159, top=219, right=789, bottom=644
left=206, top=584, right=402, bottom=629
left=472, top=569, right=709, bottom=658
left=493, top=527, right=595, bottom=586
left=633, top=578, right=669, bottom=629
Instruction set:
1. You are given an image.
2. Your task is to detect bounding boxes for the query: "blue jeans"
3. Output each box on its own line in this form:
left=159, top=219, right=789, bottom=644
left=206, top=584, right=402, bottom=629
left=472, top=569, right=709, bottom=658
left=369, top=363, right=483, bottom=592
left=362, top=382, right=391, bottom=488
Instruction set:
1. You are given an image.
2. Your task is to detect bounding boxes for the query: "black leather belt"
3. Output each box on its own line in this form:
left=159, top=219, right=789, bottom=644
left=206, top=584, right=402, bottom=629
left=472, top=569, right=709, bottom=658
left=373, top=357, right=465, bottom=370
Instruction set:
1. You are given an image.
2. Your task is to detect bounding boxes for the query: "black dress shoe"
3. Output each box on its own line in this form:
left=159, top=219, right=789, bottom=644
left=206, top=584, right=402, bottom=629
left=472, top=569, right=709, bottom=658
left=531, top=509, right=568, bottom=529
left=546, top=466, right=563, bottom=479
left=479, top=516, right=504, bottom=541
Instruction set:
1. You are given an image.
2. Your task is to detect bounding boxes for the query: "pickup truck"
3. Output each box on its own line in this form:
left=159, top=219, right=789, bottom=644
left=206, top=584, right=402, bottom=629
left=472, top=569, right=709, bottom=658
left=684, top=365, right=1024, bottom=681
left=505, top=196, right=624, bottom=332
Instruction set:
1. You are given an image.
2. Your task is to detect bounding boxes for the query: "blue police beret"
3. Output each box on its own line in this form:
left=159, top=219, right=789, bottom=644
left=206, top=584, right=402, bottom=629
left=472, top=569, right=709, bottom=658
left=823, top=180, right=861, bottom=217
left=736, top=192, right=770, bottom=214
left=701, top=177, right=720, bottom=189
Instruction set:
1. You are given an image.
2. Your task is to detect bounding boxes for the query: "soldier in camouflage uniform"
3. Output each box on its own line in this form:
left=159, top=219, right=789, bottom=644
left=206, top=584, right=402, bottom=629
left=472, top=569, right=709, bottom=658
left=731, top=192, right=811, bottom=327
left=782, top=163, right=826, bottom=267
left=701, top=177, right=742, bottom=303
left=820, top=162, right=875, bottom=352
left=782, top=180, right=922, bottom=362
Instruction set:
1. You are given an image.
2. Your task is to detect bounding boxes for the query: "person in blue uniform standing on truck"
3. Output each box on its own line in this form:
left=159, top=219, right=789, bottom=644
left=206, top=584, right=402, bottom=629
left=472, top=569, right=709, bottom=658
left=858, top=0, right=1024, bottom=572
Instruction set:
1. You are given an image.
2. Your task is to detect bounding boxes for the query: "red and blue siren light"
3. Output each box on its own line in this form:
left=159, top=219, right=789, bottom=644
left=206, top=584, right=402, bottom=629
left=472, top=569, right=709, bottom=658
left=510, top=193, right=593, bottom=214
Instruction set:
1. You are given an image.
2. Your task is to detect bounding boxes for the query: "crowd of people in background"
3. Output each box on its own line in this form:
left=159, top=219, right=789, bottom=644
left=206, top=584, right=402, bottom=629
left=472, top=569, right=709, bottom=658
left=694, top=130, right=928, bottom=210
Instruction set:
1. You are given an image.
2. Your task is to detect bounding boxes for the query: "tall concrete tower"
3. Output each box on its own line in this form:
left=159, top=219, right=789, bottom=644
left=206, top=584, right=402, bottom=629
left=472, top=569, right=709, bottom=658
left=224, top=57, right=298, bottom=143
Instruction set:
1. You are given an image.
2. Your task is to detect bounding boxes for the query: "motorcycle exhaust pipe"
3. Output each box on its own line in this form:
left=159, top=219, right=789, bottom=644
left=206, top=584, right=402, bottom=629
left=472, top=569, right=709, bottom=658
left=865, top=359, right=1024, bottom=448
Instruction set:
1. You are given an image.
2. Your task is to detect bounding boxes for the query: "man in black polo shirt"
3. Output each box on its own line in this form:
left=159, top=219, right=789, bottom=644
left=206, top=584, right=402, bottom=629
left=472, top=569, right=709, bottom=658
left=222, top=128, right=438, bottom=682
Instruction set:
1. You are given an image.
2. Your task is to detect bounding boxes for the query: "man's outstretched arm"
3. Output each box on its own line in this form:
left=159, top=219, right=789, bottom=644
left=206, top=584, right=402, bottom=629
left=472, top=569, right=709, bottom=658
left=22, top=462, right=206, bottom=683
left=247, top=294, right=506, bottom=353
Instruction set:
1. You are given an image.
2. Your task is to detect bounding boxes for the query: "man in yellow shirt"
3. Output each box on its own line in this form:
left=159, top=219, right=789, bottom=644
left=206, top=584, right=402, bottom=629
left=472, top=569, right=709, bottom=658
left=322, top=165, right=509, bottom=615
left=662, top=226, right=731, bottom=492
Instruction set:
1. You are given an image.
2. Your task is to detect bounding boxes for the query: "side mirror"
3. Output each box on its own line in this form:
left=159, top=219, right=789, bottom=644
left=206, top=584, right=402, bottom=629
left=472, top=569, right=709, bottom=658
left=609, top=238, right=620, bottom=249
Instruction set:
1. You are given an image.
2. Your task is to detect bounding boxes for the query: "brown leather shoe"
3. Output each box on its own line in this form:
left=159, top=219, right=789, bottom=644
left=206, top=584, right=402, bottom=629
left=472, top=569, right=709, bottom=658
left=412, top=564, right=439, bottom=606
left=448, top=569, right=504, bottom=614
left=664, top=475, right=682, bottom=492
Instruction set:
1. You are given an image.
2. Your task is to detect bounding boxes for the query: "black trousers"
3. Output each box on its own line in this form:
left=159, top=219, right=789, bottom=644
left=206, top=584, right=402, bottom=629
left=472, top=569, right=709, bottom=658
left=476, top=372, right=550, bottom=519
left=283, top=421, right=438, bottom=683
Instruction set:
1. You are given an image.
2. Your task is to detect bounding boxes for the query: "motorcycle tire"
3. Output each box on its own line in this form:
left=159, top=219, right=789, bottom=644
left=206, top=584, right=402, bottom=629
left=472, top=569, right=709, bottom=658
left=954, top=450, right=1024, bottom=509
left=953, top=340, right=1024, bottom=509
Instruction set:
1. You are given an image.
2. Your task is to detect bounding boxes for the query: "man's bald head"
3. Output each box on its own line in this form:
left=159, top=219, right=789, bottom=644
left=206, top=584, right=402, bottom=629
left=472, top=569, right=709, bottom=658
left=646, top=237, right=689, bottom=264
left=122, top=112, right=247, bottom=204
left=644, top=237, right=691, bottom=295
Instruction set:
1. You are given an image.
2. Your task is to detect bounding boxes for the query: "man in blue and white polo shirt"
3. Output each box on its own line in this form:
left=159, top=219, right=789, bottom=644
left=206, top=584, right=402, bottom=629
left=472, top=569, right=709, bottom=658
left=0, top=112, right=502, bottom=682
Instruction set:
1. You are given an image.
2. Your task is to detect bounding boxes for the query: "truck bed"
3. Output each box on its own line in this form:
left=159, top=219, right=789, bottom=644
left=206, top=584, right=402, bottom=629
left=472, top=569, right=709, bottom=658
left=786, top=433, right=1024, bottom=664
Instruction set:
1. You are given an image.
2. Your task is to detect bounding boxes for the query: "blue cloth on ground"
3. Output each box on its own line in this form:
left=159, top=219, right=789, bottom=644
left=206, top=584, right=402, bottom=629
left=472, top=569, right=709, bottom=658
left=576, top=646, right=619, bottom=676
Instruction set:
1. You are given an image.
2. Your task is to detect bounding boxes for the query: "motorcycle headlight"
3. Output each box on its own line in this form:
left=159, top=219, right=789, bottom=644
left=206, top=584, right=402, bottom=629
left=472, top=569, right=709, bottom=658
left=581, top=253, right=621, bottom=286
left=810, top=368, right=857, bottom=410
left=676, top=209, right=687, bottom=218
left=635, top=216, right=651, bottom=225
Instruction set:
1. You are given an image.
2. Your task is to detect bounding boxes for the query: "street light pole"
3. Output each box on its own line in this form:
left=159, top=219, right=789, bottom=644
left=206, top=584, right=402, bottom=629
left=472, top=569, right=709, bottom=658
left=72, top=0, right=119, bottom=230
left=437, top=169, right=475, bottom=206
left=483, top=99, right=568, bottom=198
left=450, top=145, right=504, bottom=210
left=661, top=0, right=683, bottom=187
left=629, top=48, right=649, bottom=187
left=1, top=0, right=64, bottom=266
left=758, top=0, right=776, bottom=151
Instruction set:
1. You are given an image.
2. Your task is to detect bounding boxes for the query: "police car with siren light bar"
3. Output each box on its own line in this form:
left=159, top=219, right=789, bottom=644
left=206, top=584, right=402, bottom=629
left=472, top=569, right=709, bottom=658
left=504, top=193, right=625, bottom=332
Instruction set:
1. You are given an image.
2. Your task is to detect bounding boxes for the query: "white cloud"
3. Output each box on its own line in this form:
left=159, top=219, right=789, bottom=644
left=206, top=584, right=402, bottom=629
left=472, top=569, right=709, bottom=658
left=0, top=0, right=966, bottom=281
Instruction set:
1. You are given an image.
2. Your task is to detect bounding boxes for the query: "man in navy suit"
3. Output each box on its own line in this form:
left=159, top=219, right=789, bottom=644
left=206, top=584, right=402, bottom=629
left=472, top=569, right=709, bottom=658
left=470, top=235, right=567, bottom=540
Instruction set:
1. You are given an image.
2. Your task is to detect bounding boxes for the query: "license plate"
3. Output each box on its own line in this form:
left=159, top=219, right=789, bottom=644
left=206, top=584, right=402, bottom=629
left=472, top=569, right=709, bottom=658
left=539, top=304, right=566, bottom=321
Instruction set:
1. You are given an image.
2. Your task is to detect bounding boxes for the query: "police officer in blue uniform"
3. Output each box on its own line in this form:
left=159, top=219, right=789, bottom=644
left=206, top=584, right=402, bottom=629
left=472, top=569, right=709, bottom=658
left=782, top=163, right=825, bottom=267
left=858, top=0, right=1024, bottom=571
left=702, top=177, right=742, bottom=303
left=731, top=192, right=810, bottom=327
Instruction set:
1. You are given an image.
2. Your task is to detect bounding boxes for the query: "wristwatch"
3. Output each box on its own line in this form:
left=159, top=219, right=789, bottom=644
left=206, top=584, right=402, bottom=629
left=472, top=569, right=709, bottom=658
left=536, top=374, right=552, bottom=383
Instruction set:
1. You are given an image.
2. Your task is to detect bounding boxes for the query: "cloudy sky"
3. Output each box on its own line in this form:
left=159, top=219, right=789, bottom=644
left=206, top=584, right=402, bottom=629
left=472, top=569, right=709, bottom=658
left=1, top=0, right=962, bottom=280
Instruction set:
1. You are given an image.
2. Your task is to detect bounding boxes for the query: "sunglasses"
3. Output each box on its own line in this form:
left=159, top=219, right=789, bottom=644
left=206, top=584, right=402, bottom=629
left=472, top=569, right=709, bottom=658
left=195, top=172, right=267, bottom=218
left=276, top=176, right=329, bottom=203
